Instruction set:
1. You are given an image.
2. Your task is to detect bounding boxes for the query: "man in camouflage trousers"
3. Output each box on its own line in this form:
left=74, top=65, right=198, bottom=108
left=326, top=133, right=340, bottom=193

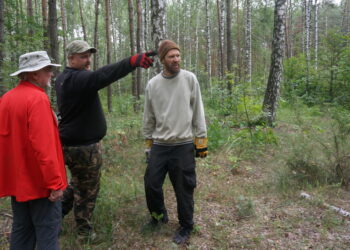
left=61, top=143, right=102, bottom=235
left=55, top=40, right=155, bottom=239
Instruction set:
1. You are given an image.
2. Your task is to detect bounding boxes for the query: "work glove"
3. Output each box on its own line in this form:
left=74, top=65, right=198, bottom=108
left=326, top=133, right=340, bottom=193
left=194, top=137, right=208, bottom=158
left=130, top=51, right=157, bottom=69
left=145, top=139, right=153, bottom=163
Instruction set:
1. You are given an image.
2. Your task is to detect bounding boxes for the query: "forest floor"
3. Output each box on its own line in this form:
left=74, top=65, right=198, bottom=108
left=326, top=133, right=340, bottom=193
left=0, top=113, right=350, bottom=249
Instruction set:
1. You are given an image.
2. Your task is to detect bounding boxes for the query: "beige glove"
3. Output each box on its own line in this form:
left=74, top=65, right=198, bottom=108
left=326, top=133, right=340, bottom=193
left=194, top=137, right=208, bottom=158
left=145, top=139, right=153, bottom=163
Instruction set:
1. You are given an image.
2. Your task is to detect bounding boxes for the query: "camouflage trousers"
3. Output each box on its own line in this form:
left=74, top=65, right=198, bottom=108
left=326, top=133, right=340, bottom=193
left=62, top=142, right=102, bottom=235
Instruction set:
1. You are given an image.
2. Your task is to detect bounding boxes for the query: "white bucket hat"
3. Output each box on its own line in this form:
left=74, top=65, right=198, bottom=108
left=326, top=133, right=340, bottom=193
left=10, top=51, right=61, bottom=76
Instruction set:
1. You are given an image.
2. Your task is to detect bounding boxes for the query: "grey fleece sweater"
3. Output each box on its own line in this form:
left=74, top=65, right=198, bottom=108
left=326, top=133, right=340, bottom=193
left=143, top=69, right=207, bottom=145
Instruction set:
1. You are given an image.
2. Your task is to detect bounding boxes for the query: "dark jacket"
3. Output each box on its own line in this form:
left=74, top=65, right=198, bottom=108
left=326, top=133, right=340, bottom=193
left=55, top=58, right=133, bottom=146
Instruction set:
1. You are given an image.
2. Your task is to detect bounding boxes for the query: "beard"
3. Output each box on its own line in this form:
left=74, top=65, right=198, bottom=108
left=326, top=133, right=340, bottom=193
left=164, top=63, right=180, bottom=75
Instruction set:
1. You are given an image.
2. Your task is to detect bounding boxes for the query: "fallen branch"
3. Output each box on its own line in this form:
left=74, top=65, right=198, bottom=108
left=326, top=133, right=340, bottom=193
left=0, top=212, right=13, bottom=219
left=300, top=192, right=350, bottom=218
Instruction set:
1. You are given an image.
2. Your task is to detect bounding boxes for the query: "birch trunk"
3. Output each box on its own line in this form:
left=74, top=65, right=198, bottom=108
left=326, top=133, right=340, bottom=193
left=341, top=0, right=350, bottom=34
left=236, top=0, right=242, bottom=83
left=304, top=0, right=311, bottom=94
left=128, top=0, right=137, bottom=111
left=151, top=0, right=166, bottom=73
left=48, top=0, right=59, bottom=108
left=60, top=0, right=67, bottom=66
left=314, top=0, right=318, bottom=69
left=136, top=0, right=142, bottom=103
left=217, top=0, right=225, bottom=79
left=205, top=0, right=212, bottom=94
left=244, top=0, right=252, bottom=83
left=262, top=0, right=287, bottom=126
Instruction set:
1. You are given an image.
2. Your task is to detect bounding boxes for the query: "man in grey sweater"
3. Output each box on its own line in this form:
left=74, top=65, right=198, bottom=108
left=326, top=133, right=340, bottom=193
left=143, top=40, right=208, bottom=244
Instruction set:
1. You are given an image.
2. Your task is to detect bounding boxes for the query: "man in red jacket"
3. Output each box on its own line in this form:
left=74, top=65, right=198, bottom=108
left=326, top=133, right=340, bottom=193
left=0, top=51, right=68, bottom=250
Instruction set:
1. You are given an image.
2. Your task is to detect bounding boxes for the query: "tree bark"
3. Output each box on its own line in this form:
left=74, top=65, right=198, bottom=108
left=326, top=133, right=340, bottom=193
left=262, top=0, right=287, bottom=126
left=217, top=0, right=225, bottom=79
left=244, top=0, right=252, bottom=83
left=60, top=0, right=67, bottom=67
left=128, top=0, right=137, bottom=107
left=205, top=0, right=212, bottom=94
left=226, top=0, right=233, bottom=91
left=226, top=0, right=233, bottom=73
left=93, top=0, right=100, bottom=71
left=78, top=0, right=87, bottom=41
left=151, top=0, right=166, bottom=73
left=42, top=0, right=49, bottom=51
left=48, top=0, right=59, bottom=108
left=341, top=0, right=350, bottom=34
left=105, top=0, right=112, bottom=112
left=314, top=0, right=318, bottom=69
left=136, top=0, right=142, bottom=103
left=304, top=0, right=311, bottom=94
left=236, top=0, right=242, bottom=83
left=27, top=0, right=34, bottom=40
left=0, top=0, right=6, bottom=96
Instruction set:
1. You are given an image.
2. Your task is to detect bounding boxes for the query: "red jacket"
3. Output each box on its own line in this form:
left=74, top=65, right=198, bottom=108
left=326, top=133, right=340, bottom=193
left=0, top=81, right=67, bottom=202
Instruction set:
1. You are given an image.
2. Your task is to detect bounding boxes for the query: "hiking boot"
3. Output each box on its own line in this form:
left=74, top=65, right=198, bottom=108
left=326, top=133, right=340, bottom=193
left=173, top=227, right=192, bottom=245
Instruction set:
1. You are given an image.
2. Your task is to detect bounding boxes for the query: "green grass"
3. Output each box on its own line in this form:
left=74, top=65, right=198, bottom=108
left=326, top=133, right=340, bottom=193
left=1, top=102, right=350, bottom=249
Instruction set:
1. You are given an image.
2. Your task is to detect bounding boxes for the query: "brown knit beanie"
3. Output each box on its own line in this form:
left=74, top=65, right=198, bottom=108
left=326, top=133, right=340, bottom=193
left=158, top=40, right=180, bottom=61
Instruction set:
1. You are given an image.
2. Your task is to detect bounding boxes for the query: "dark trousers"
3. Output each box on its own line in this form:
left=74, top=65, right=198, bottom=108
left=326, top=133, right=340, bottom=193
left=61, top=142, right=102, bottom=234
left=10, top=197, right=61, bottom=250
left=144, top=143, right=196, bottom=229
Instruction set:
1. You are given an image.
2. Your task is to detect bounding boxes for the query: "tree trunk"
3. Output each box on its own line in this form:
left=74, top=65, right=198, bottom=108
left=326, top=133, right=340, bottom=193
left=304, top=0, right=311, bottom=94
left=128, top=0, right=137, bottom=109
left=314, top=0, right=318, bottom=69
left=205, top=0, right=212, bottom=94
left=195, top=4, right=200, bottom=77
left=105, top=0, right=112, bottom=112
left=60, top=0, right=67, bottom=66
left=93, top=0, right=100, bottom=71
left=226, top=0, right=233, bottom=91
left=262, top=0, right=287, bottom=126
left=341, top=0, right=350, bottom=34
left=236, top=0, right=242, bottom=83
left=136, top=0, right=142, bottom=110
left=226, top=0, right=233, bottom=73
left=42, top=0, right=48, bottom=51
left=0, top=0, right=6, bottom=96
left=78, top=0, right=87, bottom=41
left=244, top=0, right=252, bottom=83
left=151, top=0, right=166, bottom=73
left=27, top=0, right=34, bottom=40
left=144, top=0, right=150, bottom=50
left=217, top=0, right=225, bottom=79
left=48, top=0, right=59, bottom=108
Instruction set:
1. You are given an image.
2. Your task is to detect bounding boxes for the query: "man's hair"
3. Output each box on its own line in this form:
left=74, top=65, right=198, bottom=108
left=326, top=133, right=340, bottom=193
left=18, top=72, right=28, bottom=81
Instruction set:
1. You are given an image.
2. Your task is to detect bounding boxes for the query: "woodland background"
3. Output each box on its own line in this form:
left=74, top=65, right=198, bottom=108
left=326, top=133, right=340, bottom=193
left=1, top=0, right=350, bottom=249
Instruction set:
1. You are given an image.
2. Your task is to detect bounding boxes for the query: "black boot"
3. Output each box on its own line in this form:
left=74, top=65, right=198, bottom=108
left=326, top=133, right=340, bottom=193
left=173, top=227, right=192, bottom=244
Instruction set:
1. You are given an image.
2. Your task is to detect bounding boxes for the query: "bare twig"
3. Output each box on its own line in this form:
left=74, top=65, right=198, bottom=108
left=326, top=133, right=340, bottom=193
left=300, top=191, right=350, bottom=218
left=0, top=212, right=13, bottom=219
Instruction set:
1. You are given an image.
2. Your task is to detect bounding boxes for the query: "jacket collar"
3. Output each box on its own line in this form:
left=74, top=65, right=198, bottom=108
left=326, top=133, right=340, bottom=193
left=19, top=80, right=45, bottom=92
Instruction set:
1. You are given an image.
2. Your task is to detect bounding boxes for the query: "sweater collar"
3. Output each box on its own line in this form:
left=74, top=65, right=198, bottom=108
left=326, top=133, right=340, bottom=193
left=161, top=69, right=181, bottom=79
